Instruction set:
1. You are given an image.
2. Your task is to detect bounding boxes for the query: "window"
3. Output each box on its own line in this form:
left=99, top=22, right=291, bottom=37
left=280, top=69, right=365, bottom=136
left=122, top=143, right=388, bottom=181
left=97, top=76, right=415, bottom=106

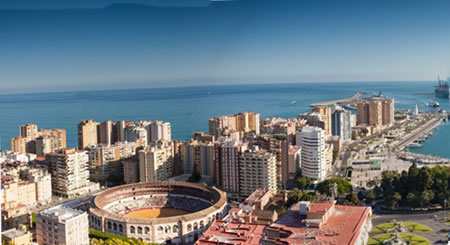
left=107, top=221, right=112, bottom=230
left=145, top=227, right=150, bottom=234
left=137, top=226, right=143, bottom=234
left=130, top=226, right=135, bottom=234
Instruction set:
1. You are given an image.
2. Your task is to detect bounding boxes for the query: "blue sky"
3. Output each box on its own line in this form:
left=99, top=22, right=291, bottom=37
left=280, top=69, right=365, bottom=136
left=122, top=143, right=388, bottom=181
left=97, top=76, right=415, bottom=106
left=1, top=0, right=450, bottom=93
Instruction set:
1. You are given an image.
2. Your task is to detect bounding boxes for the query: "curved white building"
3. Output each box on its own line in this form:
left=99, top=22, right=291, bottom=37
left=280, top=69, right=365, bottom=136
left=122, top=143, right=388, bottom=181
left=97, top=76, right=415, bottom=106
left=299, top=127, right=327, bottom=182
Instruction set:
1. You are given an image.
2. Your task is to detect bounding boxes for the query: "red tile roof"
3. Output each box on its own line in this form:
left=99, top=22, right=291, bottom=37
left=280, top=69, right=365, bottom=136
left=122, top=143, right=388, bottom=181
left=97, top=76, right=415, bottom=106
left=267, top=202, right=371, bottom=245
left=307, top=202, right=334, bottom=214
left=195, top=220, right=266, bottom=245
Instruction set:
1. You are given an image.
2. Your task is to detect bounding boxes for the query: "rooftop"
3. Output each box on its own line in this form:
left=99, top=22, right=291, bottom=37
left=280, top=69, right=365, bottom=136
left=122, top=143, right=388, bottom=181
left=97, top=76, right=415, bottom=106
left=267, top=202, right=371, bottom=245
left=195, top=220, right=266, bottom=245
left=2, top=229, right=28, bottom=239
left=39, top=206, right=85, bottom=222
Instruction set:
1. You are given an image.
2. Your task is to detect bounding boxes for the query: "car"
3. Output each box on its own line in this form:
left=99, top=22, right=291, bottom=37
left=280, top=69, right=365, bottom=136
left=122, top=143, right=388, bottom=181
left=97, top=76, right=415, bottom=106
left=432, top=214, right=438, bottom=219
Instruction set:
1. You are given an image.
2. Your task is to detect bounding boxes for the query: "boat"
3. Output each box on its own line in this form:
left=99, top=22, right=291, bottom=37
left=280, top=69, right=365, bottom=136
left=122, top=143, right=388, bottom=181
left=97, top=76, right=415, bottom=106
left=289, top=100, right=297, bottom=105
left=434, top=77, right=449, bottom=98
left=428, top=101, right=440, bottom=108
left=408, top=142, right=423, bottom=148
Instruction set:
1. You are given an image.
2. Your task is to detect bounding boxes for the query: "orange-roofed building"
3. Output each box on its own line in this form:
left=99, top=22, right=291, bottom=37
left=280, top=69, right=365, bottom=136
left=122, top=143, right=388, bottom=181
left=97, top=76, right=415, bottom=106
left=263, top=201, right=372, bottom=245
left=195, top=220, right=266, bottom=245
left=197, top=201, right=372, bottom=245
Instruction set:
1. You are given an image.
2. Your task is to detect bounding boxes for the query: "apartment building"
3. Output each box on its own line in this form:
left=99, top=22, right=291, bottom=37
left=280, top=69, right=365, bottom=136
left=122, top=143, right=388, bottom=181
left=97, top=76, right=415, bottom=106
left=46, top=148, right=99, bottom=197
left=36, top=206, right=89, bottom=245
left=209, top=112, right=260, bottom=139
left=77, top=119, right=99, bottom=149
left=214, top=137, right=248, bottom=198
left=331, top=106, right=352, bottom=142
left=299, top=127, right=328, bottom=182
left=239, top=150, right=277, bottom=197
left=11, top=124, right=66, bottom=155
left=179, top=140, right=215, bottom=177
left=86, top=141, right=138, bottom=185
left=311, top=106, right=332, bottom=136
left=138, top=140, right=174, bottom=182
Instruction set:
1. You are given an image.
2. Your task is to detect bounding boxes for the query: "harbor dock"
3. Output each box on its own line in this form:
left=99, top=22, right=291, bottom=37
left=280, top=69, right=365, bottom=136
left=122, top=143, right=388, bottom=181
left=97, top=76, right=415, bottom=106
left=310, top=92, right=364, bottom=107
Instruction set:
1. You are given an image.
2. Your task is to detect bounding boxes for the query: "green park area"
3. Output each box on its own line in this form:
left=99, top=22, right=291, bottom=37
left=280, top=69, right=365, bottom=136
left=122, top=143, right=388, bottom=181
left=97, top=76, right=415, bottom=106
left=371, top=222, right=432, bottom=233
left=368, top=233, right=430, bottom=245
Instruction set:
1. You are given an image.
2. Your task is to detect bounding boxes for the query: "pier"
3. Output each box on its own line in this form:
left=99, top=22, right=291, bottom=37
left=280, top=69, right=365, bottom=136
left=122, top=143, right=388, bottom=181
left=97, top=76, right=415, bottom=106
left=310, top=92, right=364, bottom=107
left=391, top=114, right=450, bottom=164
left=397, top=151, right=450, bottom=164
left=392, top=116, right=443, bottom=152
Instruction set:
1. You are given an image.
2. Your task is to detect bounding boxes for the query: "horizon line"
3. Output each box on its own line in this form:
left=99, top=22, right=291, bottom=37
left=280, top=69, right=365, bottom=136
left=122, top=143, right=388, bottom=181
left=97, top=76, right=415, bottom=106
left=0, top=80, right=435, bottom=96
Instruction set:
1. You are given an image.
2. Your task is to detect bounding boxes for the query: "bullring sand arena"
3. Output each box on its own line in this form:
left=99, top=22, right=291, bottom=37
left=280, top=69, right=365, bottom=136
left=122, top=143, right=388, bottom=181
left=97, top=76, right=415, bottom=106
left=125, top=208, right=189, bottom=218
left=89, top=181, right=227, bottom=244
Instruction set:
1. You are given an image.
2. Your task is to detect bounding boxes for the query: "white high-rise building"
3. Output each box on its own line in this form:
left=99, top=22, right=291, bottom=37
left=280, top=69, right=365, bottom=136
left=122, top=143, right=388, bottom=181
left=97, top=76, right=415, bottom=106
left=413, top=104, right=419, bottom=117
left=125, top=125, right=148, bottom=146
left=46, top=148, right=97, bottom=197
left=36, top=206, right=89, bottom=245
left=299, top=127, right=327, bottom=182
left=149, top=121, right=171, bottom=142
left=138, top=140, right=174, bottom=182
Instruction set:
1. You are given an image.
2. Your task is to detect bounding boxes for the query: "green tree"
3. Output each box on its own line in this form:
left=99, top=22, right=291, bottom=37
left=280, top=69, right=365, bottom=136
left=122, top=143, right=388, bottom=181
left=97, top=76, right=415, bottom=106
left=419, top=190, right=435, bottom=207
left=297, top=177, right=313, bottom=192
left=332, top=150, right=339, bottom=163
left=365, top=190, right=376, bottom=204
left=300, top=192, right=317, bottom=201
left=286, top=188, right=302, bottom=207
left=345, top=192, right=360, bottom=206
left=316, top=178, right=352, bottom=196
left=406, top=192, right=417, bottom=207
left=188, top=163, right=201, bottom=183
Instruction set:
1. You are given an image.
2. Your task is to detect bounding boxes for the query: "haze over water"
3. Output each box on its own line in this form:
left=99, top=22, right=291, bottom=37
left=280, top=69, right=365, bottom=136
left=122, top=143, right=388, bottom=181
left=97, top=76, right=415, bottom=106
left=1, top=81, right=449, bottom=157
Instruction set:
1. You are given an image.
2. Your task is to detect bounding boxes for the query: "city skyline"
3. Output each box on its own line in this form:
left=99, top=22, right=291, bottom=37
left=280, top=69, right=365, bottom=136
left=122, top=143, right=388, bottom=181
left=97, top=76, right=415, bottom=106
left=1, top=0, right=450, bottom=94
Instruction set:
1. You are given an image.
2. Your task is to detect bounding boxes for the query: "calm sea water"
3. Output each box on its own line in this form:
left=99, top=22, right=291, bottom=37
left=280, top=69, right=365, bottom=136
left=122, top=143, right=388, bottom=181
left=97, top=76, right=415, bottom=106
left=1, top=82, right=449, bottom=156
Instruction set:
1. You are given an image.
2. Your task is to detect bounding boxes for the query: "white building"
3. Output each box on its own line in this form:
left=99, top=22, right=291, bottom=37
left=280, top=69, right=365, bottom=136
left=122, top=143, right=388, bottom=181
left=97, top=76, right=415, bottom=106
left=138, top=140, right=174, bottom=182
left=148, top=121, right=171, bottom=142
left=46, top=148, right=98, bottom=198
left=125, top=125, right=148, bottom=147
left=36, top=206, right=89, bottom=245
left=299, top=127, right=328, bottom=182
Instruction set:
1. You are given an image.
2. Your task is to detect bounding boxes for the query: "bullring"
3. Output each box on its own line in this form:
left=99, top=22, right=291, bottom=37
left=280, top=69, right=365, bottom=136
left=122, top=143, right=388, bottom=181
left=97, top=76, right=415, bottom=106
left=89, top=182, right=227, bottom=244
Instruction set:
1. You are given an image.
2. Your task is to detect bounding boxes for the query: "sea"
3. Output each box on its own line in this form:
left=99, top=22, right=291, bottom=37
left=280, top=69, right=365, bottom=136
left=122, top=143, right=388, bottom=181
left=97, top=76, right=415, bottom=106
left=1, top=82, right=449, bottom=157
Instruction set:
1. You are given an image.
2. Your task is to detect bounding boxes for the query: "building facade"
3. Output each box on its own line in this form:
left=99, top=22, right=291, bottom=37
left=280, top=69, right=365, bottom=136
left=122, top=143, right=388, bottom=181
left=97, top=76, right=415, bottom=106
left=214, top=137, right=248, bottom=197
left=179, top=140, right=215, bottom=177
left=331, top=107, right=352, bottom=142
left=36, top=206, right=89, bottom=245
left=209, top=112, right=260, bottom=139
left=46, top=148, right=98, bottom=197
left=138, top=141, right=174, bottom=182
left=299, top=127, right=328, bottom=182
left=77, top=119, right=99, bottom=149
left=239, top=150, right=277, bottom=197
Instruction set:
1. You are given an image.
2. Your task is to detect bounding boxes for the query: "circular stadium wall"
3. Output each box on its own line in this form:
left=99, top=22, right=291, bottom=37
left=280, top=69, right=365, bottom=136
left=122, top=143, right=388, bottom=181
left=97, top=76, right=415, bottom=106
left=89, top=182, right=227, bottom=244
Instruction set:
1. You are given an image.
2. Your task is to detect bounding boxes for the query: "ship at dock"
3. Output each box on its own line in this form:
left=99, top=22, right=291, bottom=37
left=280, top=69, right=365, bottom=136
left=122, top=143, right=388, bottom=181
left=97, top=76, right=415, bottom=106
left=434, top=77, right=449, bottom=98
